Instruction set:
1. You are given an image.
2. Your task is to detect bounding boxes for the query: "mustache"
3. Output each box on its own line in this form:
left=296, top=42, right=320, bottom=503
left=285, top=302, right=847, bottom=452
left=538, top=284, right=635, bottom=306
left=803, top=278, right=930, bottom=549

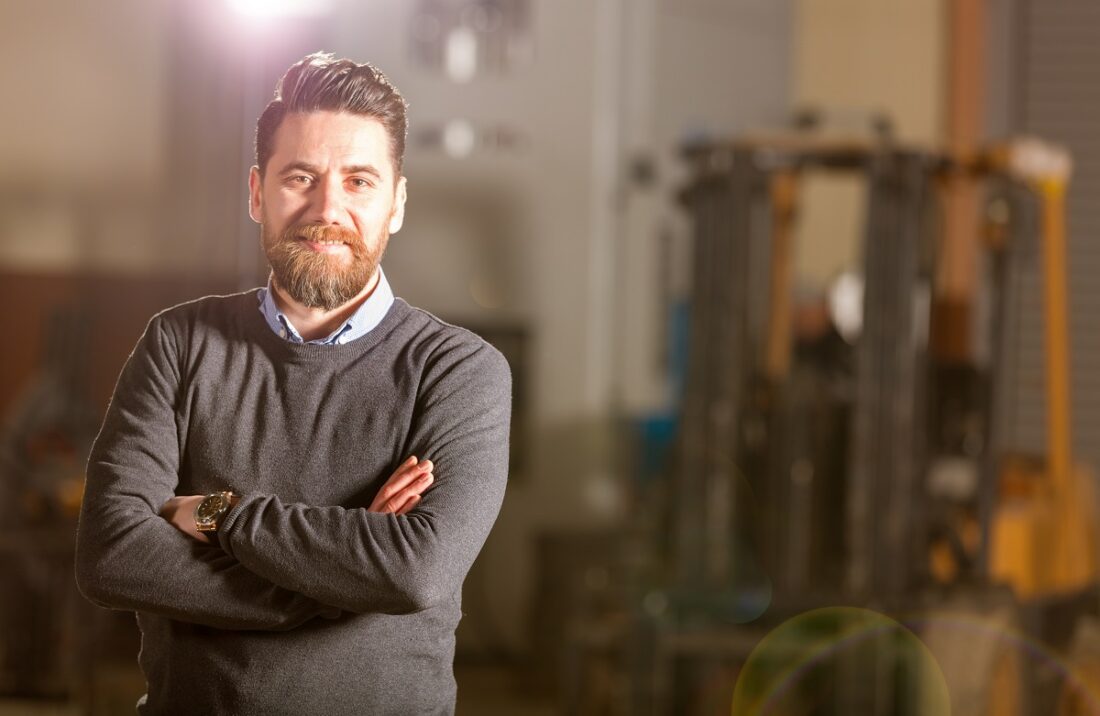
left=264, top=221, right=377, bottom=311
left=284, top=223, right=362, bottom=246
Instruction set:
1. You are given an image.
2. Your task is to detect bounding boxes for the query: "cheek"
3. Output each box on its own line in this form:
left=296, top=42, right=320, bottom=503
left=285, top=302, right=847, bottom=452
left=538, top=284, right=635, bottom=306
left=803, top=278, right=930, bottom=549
left=266, top=192, right=309, bottom=224
left=351, top=207, right=391, bottom=236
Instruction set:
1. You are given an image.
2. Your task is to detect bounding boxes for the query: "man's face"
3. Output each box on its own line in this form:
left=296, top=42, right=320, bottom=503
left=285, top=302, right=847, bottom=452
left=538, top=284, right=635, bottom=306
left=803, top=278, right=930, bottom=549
left=249, top=110, right=407, bottom=311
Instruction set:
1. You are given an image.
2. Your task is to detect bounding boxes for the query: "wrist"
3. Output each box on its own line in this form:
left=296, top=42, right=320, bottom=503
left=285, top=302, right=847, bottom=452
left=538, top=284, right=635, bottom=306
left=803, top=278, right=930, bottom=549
left=194, top=491, right=238, bottom=533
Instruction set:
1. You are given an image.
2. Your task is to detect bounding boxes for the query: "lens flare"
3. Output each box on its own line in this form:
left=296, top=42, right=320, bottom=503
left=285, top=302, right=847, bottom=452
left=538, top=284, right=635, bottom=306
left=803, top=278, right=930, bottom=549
left=730, top=607, right=1100, bottom=715
left=227, top=0, right=332, bottom=19
left=730, top=607, right=950, bottom=715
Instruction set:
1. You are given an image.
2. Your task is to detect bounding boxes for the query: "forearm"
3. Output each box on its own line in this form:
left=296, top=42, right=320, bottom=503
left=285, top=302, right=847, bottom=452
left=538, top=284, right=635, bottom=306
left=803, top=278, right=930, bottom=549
left=76, top=487, right=339, bottom=630
left=217, top=478, right=503, bottom=614
left=216, top=497, right=426, bottom=613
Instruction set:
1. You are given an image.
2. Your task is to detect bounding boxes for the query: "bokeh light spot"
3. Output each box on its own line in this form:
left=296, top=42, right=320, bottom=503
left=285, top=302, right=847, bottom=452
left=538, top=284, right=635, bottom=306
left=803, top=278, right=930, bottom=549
left=227, top=0, right=332, bottom=20
left=730, top=607, right=950, bottom=715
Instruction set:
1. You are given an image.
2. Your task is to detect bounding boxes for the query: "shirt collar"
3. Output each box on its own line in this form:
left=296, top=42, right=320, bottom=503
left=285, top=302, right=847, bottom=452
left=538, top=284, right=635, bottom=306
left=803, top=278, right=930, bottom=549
left=257, top=268, right=395, bottom=345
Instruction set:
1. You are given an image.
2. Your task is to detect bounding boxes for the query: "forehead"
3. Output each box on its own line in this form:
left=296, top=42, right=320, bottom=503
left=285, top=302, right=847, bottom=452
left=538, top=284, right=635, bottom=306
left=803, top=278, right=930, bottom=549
left=269, top=110, right=396, bottom=180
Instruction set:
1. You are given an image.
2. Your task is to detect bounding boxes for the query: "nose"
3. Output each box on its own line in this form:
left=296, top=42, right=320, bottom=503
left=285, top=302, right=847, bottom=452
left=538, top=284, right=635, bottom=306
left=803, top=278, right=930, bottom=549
left=310, top=177, right=346, bottom=225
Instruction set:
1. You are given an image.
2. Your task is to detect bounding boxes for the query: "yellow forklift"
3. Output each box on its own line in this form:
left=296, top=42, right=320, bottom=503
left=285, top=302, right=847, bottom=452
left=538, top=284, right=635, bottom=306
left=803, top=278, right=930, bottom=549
left=646, top=132, right=1099, bottom=715
left=918, top=139, right=1100, bottom=716
left=981, top=140, right=1098, bottom=600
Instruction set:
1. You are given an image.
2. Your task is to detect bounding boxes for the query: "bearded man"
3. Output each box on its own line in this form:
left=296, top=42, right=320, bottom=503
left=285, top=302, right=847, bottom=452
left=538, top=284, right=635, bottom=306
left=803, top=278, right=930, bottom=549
left=75, top=53, right=511, bottom=715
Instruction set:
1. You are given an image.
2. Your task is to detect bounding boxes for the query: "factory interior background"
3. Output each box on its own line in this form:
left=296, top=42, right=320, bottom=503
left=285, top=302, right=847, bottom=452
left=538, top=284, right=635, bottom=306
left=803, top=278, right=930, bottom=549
left=3, top=0, right=1100, bottom=713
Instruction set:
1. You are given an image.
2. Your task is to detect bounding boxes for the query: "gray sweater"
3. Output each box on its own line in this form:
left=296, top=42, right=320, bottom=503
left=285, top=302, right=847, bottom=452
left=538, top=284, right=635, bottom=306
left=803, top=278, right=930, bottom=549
left=75, top=291, right=511, bottom=715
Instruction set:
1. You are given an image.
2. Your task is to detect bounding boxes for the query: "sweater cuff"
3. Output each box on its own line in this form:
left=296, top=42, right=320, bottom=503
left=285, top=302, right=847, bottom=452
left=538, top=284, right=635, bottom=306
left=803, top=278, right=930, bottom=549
left=216, top=492, right=258, bottom=557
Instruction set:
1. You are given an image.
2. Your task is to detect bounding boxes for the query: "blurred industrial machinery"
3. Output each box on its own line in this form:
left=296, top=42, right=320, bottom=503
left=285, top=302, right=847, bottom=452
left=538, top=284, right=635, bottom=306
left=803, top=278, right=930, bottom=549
left=0, top=275, right=238, bottom=713
left=561, top=128, right=1099, bottom=715
left=0, top=308, right=97, bottom=699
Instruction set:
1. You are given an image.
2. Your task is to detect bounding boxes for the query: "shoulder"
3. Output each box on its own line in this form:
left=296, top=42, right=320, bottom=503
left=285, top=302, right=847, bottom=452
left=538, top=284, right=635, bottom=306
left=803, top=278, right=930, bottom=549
left=130, top=290, right=263, bottom=368
left=146, top=290, right=261, bottom=339
left=151, top=290, right=260, bottom=326
left=395, top=301, right=511, bottom=387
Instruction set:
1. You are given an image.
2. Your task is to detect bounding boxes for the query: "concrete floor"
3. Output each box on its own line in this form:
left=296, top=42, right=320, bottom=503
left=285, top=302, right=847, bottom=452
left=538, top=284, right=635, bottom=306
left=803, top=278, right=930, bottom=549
left=0, top=661, right=556, bottom=716
left=0, top=703, right=79, bottom=716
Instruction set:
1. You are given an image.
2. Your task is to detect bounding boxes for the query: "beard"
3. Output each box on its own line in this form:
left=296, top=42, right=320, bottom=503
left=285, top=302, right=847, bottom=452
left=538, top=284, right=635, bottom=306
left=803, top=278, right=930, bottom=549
left=262, top=222, right=388, bottom=311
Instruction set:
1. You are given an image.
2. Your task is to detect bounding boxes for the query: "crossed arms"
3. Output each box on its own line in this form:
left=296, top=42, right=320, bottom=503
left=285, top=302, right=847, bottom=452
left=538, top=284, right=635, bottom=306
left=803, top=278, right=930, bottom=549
left=158, top=454, right=435, bottom=544
left=75, top=314, right=511, bottom=630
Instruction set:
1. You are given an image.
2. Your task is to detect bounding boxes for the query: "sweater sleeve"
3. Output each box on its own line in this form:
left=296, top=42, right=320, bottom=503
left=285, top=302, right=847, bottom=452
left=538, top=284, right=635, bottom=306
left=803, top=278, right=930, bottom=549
left=75, top=315, right=339, bottom=630
left=216, top=338, right=512, bottom=615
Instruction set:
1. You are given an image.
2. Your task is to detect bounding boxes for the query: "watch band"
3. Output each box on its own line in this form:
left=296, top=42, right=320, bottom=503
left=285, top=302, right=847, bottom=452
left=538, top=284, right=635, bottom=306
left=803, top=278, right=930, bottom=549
left=194, top=491, right=236, bottom=533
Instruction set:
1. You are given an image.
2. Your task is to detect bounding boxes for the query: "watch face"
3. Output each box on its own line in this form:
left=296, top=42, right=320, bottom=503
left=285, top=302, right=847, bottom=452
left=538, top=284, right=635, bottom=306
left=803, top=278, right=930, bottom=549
left=196, top=494, right=229, bottom=523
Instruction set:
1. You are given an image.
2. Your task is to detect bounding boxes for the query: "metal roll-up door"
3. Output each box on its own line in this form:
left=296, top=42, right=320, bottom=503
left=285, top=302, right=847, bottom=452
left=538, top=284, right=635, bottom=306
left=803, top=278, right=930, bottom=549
left=1006, top=0, right=1100, bottom=468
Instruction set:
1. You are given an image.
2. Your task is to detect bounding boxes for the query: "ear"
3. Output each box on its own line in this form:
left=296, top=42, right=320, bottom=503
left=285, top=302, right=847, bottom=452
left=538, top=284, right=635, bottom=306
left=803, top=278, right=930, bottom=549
left=388, top=176, right=408, bottom=234
left=248, top=166, right=263, bottom=224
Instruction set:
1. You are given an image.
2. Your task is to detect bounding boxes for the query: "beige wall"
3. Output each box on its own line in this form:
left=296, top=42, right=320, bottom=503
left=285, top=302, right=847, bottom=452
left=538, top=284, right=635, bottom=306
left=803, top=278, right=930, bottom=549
left=791, top=0, right=946, bottom=289
left=0, top=0, right=166, bottom=188
left=0, top=0, right=167, bottom=274
left=794, top=0, right=945, bottom=144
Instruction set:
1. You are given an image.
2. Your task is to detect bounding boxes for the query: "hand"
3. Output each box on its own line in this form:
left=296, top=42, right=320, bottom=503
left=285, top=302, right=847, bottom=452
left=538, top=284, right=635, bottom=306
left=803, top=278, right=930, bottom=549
left=369, top=456, right=434, bottom=514
left=159, top=495, right=212, bottom=543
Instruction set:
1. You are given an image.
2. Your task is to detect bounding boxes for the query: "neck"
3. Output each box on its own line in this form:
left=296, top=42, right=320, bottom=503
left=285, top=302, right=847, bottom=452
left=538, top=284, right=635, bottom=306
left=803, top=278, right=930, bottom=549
left=270, top=271, right=380, bottom=342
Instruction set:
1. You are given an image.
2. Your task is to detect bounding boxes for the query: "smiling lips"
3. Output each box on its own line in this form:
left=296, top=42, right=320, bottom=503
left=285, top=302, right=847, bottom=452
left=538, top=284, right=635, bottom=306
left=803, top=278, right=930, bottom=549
left=300, top=235, right=350, bottom=253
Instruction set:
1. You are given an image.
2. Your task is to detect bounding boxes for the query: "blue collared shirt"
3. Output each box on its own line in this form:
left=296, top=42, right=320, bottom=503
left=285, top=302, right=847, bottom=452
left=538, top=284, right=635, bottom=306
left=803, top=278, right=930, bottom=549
left=257, top=268, right=395, bottom=345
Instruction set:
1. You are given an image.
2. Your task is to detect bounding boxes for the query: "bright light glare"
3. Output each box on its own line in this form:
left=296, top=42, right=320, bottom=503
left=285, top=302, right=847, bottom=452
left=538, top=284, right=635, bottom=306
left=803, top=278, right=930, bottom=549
left=445, top=27, right=478, bottom=82
left=828, top=271, right=864, bottom=344
left=229, top=0, right=333, bottom=19
left=442, top=120, right=477, bottom=158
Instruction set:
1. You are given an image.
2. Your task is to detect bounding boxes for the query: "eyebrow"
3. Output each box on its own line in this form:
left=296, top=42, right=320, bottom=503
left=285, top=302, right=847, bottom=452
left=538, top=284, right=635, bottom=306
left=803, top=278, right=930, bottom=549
left=344, top=164, right=383, bottom=180
left=277, top=161, right=383, bottom=180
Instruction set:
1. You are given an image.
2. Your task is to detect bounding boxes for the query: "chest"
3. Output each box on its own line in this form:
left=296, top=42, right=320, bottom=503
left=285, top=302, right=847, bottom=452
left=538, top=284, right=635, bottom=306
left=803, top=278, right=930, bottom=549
left=176, top=351, right=419, bottom=506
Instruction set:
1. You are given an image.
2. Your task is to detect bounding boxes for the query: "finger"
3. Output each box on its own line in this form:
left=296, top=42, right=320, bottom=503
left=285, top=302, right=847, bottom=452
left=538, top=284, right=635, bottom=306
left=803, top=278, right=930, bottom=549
left=386, top=472, right=434, bottom=511
left=385, top=456, right=419, bottom=482
left=373, top=471, right=426, bottom=510
left=397, top=458, right=432, bottom=478
left=370, top=468, right=421, bottom=511
left=387, top=458, right=430, bottom=487
left=377, top=460, right=433, bottom=502
left=395, top=494, right=421, bottom=515
left=382, top=472, right=433, bottom=513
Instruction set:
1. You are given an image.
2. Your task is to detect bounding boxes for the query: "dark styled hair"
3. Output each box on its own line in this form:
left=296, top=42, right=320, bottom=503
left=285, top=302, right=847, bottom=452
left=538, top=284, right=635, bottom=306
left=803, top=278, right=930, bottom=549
left=255, top=52, right=408, bottom=177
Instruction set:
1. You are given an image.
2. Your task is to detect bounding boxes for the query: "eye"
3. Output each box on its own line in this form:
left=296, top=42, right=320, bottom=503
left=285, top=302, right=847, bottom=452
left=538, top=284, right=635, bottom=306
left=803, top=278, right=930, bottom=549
left=288, top=175, right=312, bottom=186
left=349, top=177, right=374, bottom=189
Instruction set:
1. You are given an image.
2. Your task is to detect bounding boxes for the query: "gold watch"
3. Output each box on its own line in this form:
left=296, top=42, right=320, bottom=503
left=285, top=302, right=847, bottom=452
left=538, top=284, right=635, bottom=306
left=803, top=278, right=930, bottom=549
left=194, top=491, right=236, bottom=533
